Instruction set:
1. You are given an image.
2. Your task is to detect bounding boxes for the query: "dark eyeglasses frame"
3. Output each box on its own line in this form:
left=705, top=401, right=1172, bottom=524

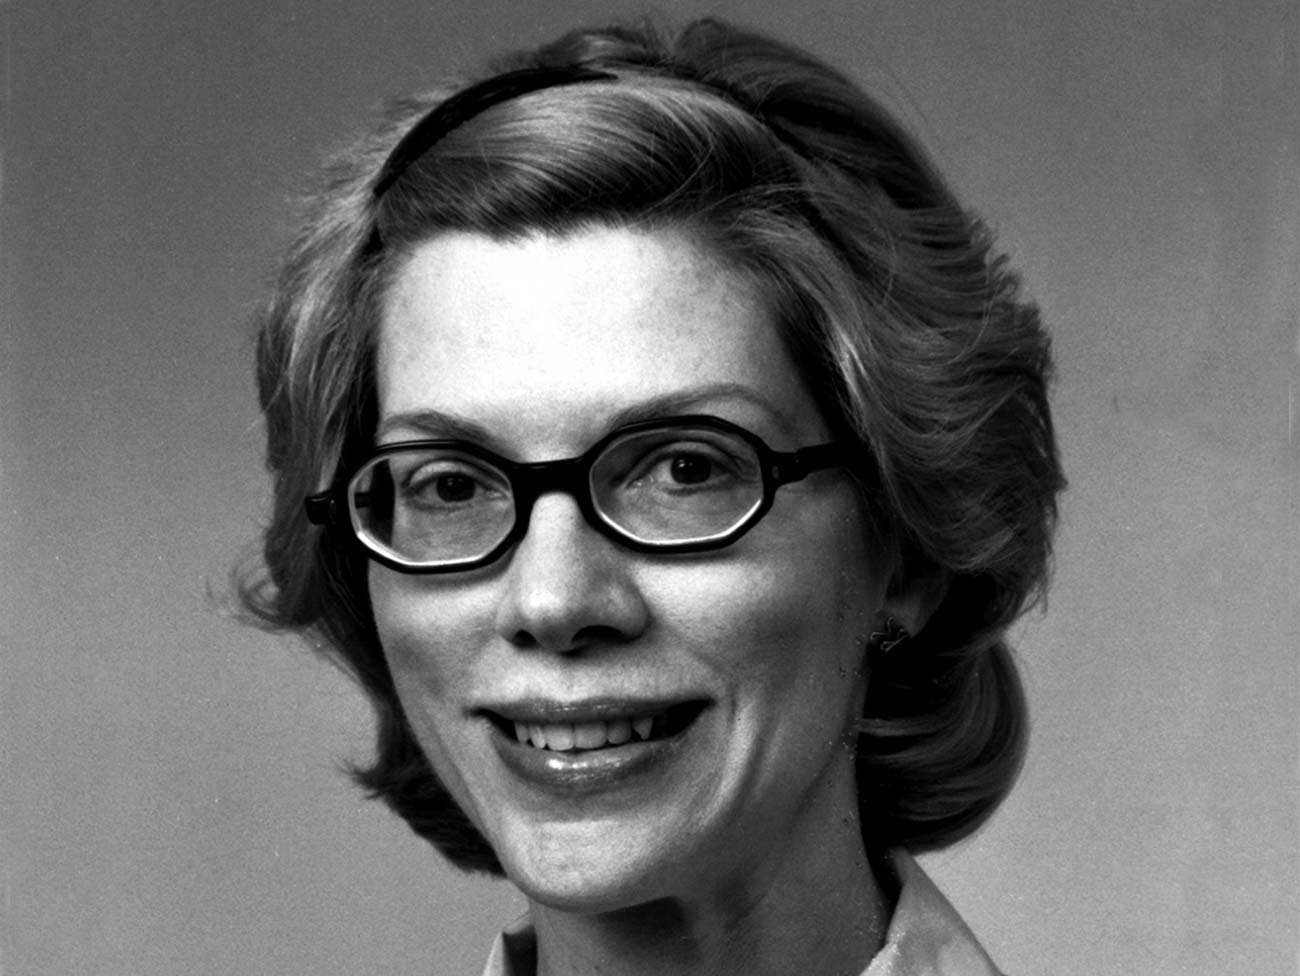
left=304, top=415, right=845, bottom=574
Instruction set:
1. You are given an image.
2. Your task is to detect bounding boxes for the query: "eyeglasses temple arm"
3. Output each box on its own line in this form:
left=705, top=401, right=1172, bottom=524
left=304, top=492, right=338, bottom=525
left=768, top=442, right=847, bottom=484
left=305, top=488, right=376, bottom=526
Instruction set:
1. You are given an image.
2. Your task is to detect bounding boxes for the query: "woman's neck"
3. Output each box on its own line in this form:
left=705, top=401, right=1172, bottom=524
left=526, top=785, right=890, bottom=976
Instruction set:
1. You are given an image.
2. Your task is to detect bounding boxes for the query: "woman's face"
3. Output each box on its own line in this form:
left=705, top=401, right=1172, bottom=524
left=370, top=226, right=889, bottom=911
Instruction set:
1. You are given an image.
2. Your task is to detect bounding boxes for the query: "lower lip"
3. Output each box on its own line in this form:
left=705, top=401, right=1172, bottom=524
left=488, top=721, right=695, bottom=796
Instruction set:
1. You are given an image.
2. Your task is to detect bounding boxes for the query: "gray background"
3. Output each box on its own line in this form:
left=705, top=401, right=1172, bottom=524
left=3, top=0, right=1296, bottom=973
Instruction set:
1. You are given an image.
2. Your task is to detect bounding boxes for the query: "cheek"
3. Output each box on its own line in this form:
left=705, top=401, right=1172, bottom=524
left=365, top=574, right=503, bottom=823
left=661, top=530, right=880, bottom=706
left=367, top=574, right=493, bottom=713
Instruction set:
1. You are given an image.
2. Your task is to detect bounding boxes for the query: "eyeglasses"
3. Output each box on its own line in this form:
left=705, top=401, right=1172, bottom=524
left=304, top=415, right=845, bottom=574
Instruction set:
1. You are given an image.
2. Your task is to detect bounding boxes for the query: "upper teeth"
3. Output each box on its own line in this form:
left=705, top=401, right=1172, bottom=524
left=513, top=716, right=657, bottom=751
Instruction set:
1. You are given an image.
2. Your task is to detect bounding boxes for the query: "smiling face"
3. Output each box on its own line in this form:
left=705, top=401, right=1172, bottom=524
left=369, top=226, right=889, bottom=912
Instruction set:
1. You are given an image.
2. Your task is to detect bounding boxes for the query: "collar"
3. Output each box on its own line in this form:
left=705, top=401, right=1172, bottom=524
left=861, top=850, right=1002, bottom=976
left=481, top=850, right=1001, bottom=976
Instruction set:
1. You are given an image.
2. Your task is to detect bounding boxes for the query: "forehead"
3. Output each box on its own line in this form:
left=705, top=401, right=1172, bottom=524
left=375, top=227, right=824, bottom=453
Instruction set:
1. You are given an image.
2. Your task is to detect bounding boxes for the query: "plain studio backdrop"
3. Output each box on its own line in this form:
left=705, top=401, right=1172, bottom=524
left=2, top=1, right=1296, bottom=973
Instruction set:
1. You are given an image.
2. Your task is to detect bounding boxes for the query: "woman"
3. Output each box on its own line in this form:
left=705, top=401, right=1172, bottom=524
left=242, top=17, right=1062, bottom=976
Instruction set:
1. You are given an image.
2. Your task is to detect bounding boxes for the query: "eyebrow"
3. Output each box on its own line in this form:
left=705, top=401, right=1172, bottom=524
left=375, top=410, right=504, bottom=450
left=375, top=383, right=799, bottom=449
left=603, top=385, right=797, bottom=434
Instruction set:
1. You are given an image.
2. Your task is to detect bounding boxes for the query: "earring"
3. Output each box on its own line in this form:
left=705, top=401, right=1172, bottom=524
left=867, top=614, right=910, bottom=656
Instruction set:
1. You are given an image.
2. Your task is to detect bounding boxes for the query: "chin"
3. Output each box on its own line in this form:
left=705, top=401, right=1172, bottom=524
left=492, top=818, right=692, bottom=915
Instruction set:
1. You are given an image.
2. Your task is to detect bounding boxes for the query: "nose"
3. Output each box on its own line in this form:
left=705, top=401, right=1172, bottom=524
left=494, top=492, right=649, bottom=653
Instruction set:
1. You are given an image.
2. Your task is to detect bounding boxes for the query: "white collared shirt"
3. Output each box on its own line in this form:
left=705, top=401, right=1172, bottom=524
left=480, top=850, right=1002, bottom=976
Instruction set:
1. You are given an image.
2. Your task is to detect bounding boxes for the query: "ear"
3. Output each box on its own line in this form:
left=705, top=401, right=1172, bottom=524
left=882, top=564, right=949, bottom=637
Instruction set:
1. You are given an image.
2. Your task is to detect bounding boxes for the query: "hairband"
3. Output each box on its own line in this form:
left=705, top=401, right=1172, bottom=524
left=372, top=65, right=617, bottom=200
left=366, top=61, right=835, bottom=257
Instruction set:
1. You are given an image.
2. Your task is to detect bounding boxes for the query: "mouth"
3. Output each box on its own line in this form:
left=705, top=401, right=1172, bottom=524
left=482, top=702, right=707, bottom=753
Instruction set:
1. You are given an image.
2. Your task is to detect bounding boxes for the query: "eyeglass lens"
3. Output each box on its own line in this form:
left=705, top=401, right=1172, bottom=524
left=349, top=425, right=767, bottom=567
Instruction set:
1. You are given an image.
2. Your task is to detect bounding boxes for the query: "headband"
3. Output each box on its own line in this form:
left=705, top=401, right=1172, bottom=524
left=366, top=62, right=835, bottom=256
left=372, top=65, right=618, bottom=200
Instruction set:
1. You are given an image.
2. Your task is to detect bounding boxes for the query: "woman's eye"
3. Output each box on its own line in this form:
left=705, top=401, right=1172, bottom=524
left=425, top=473, right=478, bottom=502
left=402, top=461, right=504, bottom=508
left=636, top=446, right=736, bottom=490
left=664, top=453, right=717, bottom=485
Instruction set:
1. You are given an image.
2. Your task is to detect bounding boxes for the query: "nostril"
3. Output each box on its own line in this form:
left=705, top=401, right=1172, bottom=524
left=572, top=624, right=631, bottom=646
left=509, top=629, right=540, bottom=649
left=509, top=623, right=631, bottom=653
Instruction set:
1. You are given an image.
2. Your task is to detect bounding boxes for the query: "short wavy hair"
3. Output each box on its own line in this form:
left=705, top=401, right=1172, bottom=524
left=240, top=17, right=1063, bottom=874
